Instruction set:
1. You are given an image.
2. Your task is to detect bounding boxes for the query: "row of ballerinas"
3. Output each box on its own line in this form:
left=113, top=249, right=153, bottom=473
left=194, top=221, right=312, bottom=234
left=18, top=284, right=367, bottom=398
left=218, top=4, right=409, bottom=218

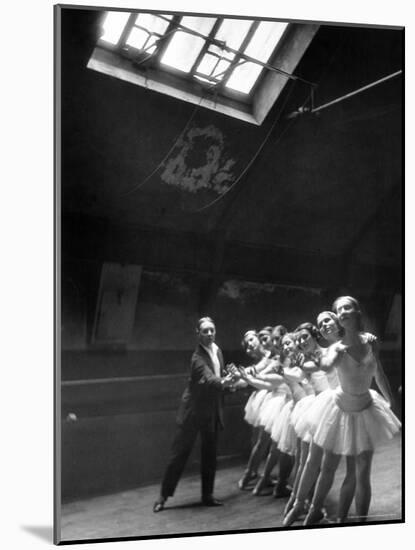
left=227, top=295, right=401, bottom=525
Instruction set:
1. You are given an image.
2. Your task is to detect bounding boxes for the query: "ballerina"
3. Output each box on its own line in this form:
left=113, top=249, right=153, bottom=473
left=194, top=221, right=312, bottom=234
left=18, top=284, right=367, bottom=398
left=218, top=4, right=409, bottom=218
left=237, top=330, right=277, bottom=489
left=284, top=313, right=347, bottom=522
left=266, top=332, right=310, bottom=494
left=283, top=323, right=329, bottom=515
left=239, top=326, right=295, bottom=496
left=285, top=297, right=400, bottom=526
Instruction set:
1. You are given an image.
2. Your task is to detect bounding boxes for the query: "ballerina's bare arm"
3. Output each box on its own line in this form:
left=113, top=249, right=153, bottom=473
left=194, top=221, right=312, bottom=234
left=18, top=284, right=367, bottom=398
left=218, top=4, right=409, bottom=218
left=257, top=371, right=285, bottom=387
left=226, top=365, right=248, bottom=389
left=253, top=353, right=273, bottom=374
left=260, top=357, right=281, bottom=374
left=319, top=342, right=347, bottom=370
left=232, top=378, right=249, bottom=389
left=243, top=372, right=274, bottom=391
left=283, top=366, right=305, bottom=382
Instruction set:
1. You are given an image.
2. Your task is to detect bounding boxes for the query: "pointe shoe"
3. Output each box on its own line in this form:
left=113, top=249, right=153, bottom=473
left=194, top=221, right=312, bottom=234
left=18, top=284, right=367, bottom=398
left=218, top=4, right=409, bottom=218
left=283, top=500, right=306, bottom=527
left=153, top=497, right=166, bottom=513
left=252, top=476, right=272, bottom=496
left=284, top=494, right=296, bottom=516
left=303, top=504, right=325, bottom=525
left=238, top=470, right=257, bottom=490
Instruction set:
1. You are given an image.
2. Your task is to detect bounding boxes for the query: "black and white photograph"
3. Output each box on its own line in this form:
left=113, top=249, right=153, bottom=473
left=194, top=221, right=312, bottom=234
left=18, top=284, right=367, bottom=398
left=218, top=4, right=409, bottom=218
left=54, top=2, right=403, bottom=545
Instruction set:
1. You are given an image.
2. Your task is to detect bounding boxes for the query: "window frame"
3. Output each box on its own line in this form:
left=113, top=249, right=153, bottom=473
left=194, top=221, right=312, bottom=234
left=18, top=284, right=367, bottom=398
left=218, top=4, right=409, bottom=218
left=88, top=10, right=319, bottom=125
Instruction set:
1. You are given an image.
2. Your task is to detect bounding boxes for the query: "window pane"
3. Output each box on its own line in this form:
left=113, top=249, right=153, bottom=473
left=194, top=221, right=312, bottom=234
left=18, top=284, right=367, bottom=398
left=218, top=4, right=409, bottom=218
left=135, top=13, right=172, bottom=37
left=225, top=61, right=262, bottom=94
left=215, top=18, right=254, bottom=51
left=213, top=59, right=231, bottom=79
left=126, top=14, right=173, bottom=52
left=126, top=27, right=150, bottom=50
left=161, top=16, right=217, bottom=73
left=195, top=19, right=253, bottom=79
left=226, top=21, right=288, bottom=94
left=197, top=53, right=218, bottom=76
left=100, top=11, right=130, bottom=45
left=245, top=21, right=288, bottom=61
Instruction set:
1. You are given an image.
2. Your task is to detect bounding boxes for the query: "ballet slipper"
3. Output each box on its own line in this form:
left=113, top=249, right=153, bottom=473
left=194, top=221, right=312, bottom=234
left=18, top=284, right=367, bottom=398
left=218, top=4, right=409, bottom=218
left=238, top=470, right=257, bottom=490
left=283, top=499, right=306, bottom=526
left=284, top=494, right=296, bottom=516
left=252, top=476, right=273, bottom=496
left=303, top=504, right=325, bottom=525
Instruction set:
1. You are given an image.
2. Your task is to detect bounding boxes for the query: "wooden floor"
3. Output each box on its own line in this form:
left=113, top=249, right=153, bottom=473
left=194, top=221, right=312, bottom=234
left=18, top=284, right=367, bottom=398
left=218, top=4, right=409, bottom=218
left=60, top=434, right=402, bottom=543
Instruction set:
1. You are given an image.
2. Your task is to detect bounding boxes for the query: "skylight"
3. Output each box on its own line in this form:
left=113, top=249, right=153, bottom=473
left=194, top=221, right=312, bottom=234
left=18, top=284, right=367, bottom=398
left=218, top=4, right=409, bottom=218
left=90, top=11, right=319, bottom=124
left=99, top=12, right=288, bottom=95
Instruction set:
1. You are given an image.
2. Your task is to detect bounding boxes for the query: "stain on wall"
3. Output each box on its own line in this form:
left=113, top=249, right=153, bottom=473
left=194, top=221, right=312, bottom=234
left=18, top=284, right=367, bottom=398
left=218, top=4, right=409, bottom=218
left=161, top=125, right=236, bottom=194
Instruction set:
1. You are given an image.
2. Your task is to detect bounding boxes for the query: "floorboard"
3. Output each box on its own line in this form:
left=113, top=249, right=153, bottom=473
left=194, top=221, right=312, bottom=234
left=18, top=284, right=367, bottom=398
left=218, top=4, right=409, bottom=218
left=60, top=434, right=402, bottom=542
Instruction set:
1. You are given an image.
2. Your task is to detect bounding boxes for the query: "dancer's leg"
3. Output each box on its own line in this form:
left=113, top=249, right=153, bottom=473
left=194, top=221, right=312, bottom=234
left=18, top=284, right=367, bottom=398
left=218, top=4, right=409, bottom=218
left=303, top=451, right=341, bottom=525
left=283, top=443, right=323, bottom=523
left=354, top=450, right=373, bottom=521
left=274, top=451, right=294, bottom=497
left=253, top=441, right=280, bottom=495
left=239, top=427, right=270, bottom=488
left=336, top=455, right=356, bottom=523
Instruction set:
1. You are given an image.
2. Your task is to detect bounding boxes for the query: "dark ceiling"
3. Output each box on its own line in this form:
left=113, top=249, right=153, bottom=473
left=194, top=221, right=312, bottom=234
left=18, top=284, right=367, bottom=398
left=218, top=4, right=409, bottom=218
left=59, top=8, right=403, bottom=297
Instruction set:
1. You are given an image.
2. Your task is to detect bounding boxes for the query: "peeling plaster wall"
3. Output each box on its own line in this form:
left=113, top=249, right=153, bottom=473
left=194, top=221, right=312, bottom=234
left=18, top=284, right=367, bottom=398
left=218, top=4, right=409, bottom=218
left=62, top=265, right=329, bottom=353
left=160, top=125, right=236, bottom=195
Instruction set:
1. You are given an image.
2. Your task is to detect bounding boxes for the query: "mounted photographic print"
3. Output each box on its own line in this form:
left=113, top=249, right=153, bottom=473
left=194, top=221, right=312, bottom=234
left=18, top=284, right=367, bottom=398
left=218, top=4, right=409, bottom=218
left=54, top=3, right=404, bottom=545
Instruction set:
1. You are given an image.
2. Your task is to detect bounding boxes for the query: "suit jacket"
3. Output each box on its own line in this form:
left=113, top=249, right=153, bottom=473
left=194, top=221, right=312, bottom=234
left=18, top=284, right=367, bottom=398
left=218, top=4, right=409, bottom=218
left=176, top=343, right=226, bottom=431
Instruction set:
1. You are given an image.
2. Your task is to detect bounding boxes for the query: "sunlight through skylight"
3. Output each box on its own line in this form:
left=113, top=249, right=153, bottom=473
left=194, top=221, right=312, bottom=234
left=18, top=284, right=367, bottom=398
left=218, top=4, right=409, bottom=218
left=195, top=18, right=253, bottom=81
left=100, top=12, right=130, bottom=45
left=126, top=14, right=172, bottom=52
left=226, top=21, right=288, bottom=93
left=160, top=16, right=217, bottom=73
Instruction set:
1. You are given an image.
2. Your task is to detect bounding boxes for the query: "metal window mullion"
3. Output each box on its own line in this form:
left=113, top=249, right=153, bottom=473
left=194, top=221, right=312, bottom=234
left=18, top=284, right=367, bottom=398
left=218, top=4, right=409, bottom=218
left=116, top=13, right=138, bottom=51
left=155, top=15, right=181, bottom=61
left=157, top=16, right=313, bottom=85
left=219, top=20, right=260, bottom=89
left=188, top=18, right=222, bottom=77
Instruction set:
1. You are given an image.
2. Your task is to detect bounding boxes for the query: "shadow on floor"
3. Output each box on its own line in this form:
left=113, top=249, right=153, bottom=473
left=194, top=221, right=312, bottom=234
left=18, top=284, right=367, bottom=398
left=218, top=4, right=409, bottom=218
left=20, top=525, right=53, bottom=543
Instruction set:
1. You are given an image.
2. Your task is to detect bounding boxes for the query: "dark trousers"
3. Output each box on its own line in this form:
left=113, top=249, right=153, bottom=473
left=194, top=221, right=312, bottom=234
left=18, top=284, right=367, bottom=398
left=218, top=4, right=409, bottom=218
left=160, top=414, right=218, bottom=499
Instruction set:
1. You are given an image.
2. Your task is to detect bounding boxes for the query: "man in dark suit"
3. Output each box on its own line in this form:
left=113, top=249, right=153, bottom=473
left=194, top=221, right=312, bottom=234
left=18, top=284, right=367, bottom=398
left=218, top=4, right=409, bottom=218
left=153, top=317, right=234, bottom=512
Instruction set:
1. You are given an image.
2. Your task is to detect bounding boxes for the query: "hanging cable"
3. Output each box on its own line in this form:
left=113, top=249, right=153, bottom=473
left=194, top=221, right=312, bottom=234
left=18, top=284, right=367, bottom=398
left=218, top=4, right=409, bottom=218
left=116, top=15, right=317, bottom=198
left=120, top=42, right=230, bottom=197
left=120, top=99, right=203, bottom=197
left=187, top=79, right=302, bottom=213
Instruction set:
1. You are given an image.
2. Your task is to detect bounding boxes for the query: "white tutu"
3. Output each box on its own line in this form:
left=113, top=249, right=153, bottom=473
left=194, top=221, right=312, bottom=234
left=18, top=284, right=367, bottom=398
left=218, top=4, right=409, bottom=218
left=294, top=387, right=401, bottom=456
left=258, top=387, right=288, bottom=433
left=291, top=394, right=316, bottom=443
left=244, top=389, right=270, bottom=427
left=271, top=399, right=297, bottom=455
